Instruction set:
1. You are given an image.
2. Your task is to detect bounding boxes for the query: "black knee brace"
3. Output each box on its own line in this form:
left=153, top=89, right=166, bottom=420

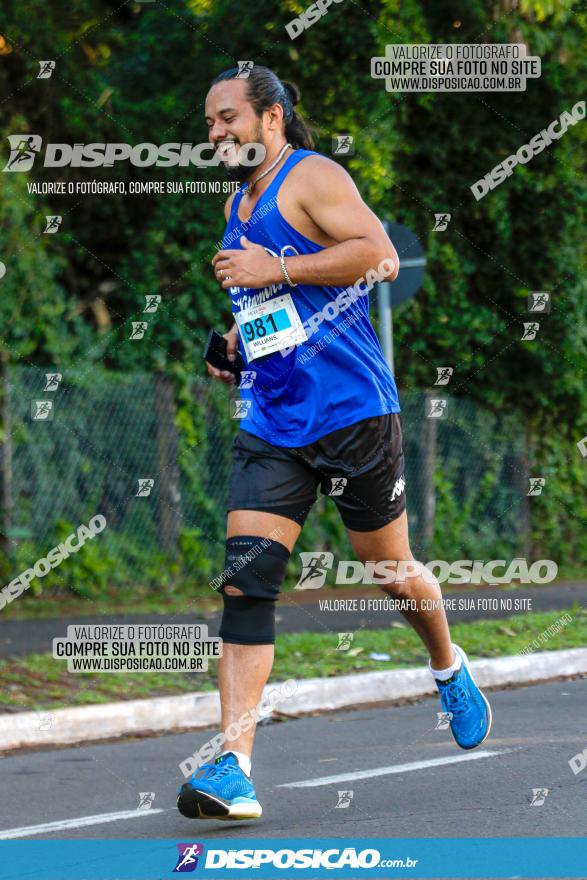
left=218, top=535, right=290, bottom=645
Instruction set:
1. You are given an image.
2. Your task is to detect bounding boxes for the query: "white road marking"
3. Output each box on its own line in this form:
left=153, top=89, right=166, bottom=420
left=0, top=808, right=166, bottom=840
left=276, top=749, right=511, bottom=788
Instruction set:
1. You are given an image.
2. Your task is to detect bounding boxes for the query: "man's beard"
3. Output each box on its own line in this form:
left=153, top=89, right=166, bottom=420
left=218, top=125, right=265, bottom=183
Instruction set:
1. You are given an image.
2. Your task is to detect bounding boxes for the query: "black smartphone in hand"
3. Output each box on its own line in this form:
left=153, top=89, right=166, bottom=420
left=203, top=329, right=244, bottom=384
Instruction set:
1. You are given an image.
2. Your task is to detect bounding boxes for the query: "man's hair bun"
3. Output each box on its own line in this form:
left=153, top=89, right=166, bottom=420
left=282, top=80, right=300, bottom=107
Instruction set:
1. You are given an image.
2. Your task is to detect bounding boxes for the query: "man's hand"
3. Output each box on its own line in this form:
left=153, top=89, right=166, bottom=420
left=206, top=323, right=239, bottom=385
left=212, top=236, right=281, bottom=289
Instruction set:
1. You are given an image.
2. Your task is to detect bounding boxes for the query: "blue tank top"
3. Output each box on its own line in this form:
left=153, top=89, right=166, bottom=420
left=221, top=149, right=400, bottom=447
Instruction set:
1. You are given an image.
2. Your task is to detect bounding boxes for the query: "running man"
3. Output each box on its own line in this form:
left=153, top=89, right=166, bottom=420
left=177, top=65, right=492, bottom=822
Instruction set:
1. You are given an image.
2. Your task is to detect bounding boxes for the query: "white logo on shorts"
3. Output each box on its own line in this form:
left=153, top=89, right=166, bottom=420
left=391, top=475, right=405, bottom=502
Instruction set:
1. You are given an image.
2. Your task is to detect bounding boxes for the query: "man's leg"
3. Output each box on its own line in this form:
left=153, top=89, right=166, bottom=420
left=177, top=509, right=302, bottom=820
left=347, top=510, right=454, bottom=669
left=347, top=509, right=492, bottom=749
left=219, top=509, right=301, bottom=761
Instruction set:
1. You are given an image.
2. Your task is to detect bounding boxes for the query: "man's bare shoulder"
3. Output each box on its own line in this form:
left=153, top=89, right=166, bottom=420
left=224, top=190, right=238, bottom=221
left=289, top=152, right=353, bottom=181
left=285, top=153, right=359, bottom=199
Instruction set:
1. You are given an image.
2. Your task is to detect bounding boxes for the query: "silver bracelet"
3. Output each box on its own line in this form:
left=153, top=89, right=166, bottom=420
left=279, top=253, right=297, bottom=288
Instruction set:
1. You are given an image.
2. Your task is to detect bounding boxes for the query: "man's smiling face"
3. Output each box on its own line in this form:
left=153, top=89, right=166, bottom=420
left=205, top=78, right=266, bottom=181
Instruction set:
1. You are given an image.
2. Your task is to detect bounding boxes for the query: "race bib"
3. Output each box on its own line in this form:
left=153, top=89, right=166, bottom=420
left=235, top=293, right=307, bottom=362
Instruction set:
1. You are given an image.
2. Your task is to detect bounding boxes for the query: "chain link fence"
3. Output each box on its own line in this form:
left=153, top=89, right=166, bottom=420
left=0, top=365, right=529, bottom=591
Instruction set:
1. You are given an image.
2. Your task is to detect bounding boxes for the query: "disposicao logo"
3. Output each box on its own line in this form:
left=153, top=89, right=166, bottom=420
left=3, top=135, right=43, bottom=171
left=173, top=843, right=204, bottom=872
left=3, top=136, right=265, bottom=171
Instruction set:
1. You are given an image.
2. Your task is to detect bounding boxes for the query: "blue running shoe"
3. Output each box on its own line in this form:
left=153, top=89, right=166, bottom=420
left=434, top=644, right=492, bottom=750
left=177, top=752, right=262, bottom=820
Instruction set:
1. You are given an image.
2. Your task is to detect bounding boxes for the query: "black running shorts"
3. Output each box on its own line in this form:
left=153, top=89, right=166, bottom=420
left=227, top=413, right=406, bottom=532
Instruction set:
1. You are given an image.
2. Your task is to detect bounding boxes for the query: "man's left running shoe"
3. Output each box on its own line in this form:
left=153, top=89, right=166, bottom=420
left=434, top=644, right=492, bottom=750
left=177, top=752, right=262, bottom=820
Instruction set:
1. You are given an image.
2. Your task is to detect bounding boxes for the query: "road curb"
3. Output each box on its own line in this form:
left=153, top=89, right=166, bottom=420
left=1, top=648, right=585, bottom=753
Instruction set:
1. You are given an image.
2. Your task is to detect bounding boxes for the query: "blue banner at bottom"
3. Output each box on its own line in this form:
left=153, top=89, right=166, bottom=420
left=0, top=838, right=586, bottom=879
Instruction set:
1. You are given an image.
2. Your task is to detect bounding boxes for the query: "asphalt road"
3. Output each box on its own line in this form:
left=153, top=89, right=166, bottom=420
left=0, top=677, right=585, bottom=846
left=0, top=582, right=585, bottom=658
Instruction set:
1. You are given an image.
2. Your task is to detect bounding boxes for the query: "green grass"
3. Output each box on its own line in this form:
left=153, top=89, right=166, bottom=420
left=0, top=608, right=584, bottom=713
left=0, top=586, right=222, bottom=620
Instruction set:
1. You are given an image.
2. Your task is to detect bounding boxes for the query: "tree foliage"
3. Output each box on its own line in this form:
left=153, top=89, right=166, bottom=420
left=0, top=0, right=585, bottom=565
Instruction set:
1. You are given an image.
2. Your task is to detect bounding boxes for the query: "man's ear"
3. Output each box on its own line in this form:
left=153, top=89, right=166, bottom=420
left=267, top=102, right=285, bottom=130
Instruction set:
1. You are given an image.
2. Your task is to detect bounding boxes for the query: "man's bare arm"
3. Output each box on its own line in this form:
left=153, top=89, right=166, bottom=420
left=283, top=156, right=399, bottom=286
left=212, top=159, right=398, bottom=291
left=205, top=191, right=239, bottom=385
left=224, top=190, right=237, bottom=221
